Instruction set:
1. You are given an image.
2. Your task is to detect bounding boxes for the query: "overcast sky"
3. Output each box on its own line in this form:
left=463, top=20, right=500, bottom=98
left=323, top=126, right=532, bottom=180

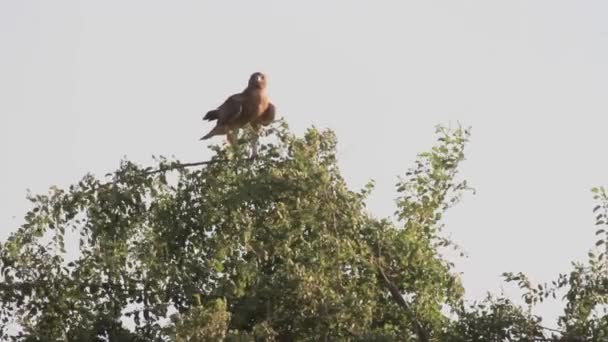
left=2, top=0, right=608, bottom=327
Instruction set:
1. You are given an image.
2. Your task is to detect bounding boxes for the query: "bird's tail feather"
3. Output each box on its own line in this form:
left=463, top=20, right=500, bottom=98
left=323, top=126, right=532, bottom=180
left=203, top=110, right=219, bottom=121
left=200, top=127, right=220, bottom=140
left=199, top=131, right=213, bottom=140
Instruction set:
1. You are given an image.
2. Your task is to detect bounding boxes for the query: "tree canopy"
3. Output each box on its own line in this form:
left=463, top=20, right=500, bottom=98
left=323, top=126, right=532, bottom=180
left=1, top=121, right=607, bottom=341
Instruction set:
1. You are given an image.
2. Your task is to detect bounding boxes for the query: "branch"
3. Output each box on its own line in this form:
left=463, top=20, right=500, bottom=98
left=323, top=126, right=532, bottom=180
left=143, top=160, right=227, bottom=175
left=377, top=266, right=430, bottom=342
left=539, top=325, right=563, bottom=334
left=92, top=159, right=229, bottom=191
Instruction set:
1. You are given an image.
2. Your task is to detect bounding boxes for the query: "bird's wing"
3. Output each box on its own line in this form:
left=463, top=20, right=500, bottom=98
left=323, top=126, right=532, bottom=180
left=257, top=102, right=276, bottom=126
left=216, top=94, right=244, bottom=125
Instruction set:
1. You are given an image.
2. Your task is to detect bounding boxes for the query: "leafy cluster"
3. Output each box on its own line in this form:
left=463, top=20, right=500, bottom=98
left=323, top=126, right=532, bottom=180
left=1, top=121, right=607, bottom=341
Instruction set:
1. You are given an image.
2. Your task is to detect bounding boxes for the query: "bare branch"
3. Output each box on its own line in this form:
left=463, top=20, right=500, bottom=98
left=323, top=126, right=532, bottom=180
left=377, top=266, right=430, bottom=342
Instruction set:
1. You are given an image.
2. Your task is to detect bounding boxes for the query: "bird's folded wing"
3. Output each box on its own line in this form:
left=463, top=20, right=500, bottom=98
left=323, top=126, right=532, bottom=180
left=217, top=94, right=244, bottom=125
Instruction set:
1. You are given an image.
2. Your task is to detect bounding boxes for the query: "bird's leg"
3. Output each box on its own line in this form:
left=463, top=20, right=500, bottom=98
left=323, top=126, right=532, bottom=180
left=250, top=137, right=259, bottom=160
left=227, top=130, right=238, bottom=146
left=223, top=130, right=238, bottom=159
left=249, top=124, right=261, bottom=160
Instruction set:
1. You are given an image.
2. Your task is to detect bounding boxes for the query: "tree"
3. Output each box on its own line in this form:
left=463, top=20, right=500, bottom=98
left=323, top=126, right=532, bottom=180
left=7, top=119, right=608, bottom=341
left=0, top=121, right=472, bottom=341
left=500, top=188, right=608, bottom=341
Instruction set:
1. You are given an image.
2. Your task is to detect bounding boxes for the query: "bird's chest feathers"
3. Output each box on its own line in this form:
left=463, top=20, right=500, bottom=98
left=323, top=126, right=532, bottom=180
left=243, top=90, right=267, bottom=114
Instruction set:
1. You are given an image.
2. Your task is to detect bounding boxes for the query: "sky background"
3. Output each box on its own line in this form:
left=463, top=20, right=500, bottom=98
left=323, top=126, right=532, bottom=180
left=2, top=0, right=608, bottom=327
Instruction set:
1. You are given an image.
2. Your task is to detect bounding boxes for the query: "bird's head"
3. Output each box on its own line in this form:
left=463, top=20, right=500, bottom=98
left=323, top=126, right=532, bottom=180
left=248, top=72, right=267, bottom=89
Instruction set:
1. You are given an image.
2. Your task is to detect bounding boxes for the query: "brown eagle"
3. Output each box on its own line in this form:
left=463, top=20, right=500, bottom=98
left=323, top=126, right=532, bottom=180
left=200, top=72, right=276, bottom=157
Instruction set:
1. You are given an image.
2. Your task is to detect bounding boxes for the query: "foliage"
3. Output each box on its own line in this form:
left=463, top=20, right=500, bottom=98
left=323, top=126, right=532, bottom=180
left=499, top=188, right=608, bottom=341
left=443, top=295, right=544, bottom=341
left=169, top=298, right=230, bottom=341
left=3, top=119, right=608, bottom=341
left=0, top=121, right=472, bottom=341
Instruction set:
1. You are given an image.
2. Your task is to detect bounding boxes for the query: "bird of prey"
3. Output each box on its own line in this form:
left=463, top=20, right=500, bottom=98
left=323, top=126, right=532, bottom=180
left=200, top=72, right=276, bottom=158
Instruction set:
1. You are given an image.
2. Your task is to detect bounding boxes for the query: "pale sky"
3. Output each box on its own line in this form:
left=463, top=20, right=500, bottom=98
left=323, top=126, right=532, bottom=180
left=2, top=0, right=608, bottom=327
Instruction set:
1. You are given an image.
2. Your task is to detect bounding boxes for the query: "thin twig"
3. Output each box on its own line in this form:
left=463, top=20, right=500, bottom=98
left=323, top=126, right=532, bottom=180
left=144, top=160, right=226, bottom=176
